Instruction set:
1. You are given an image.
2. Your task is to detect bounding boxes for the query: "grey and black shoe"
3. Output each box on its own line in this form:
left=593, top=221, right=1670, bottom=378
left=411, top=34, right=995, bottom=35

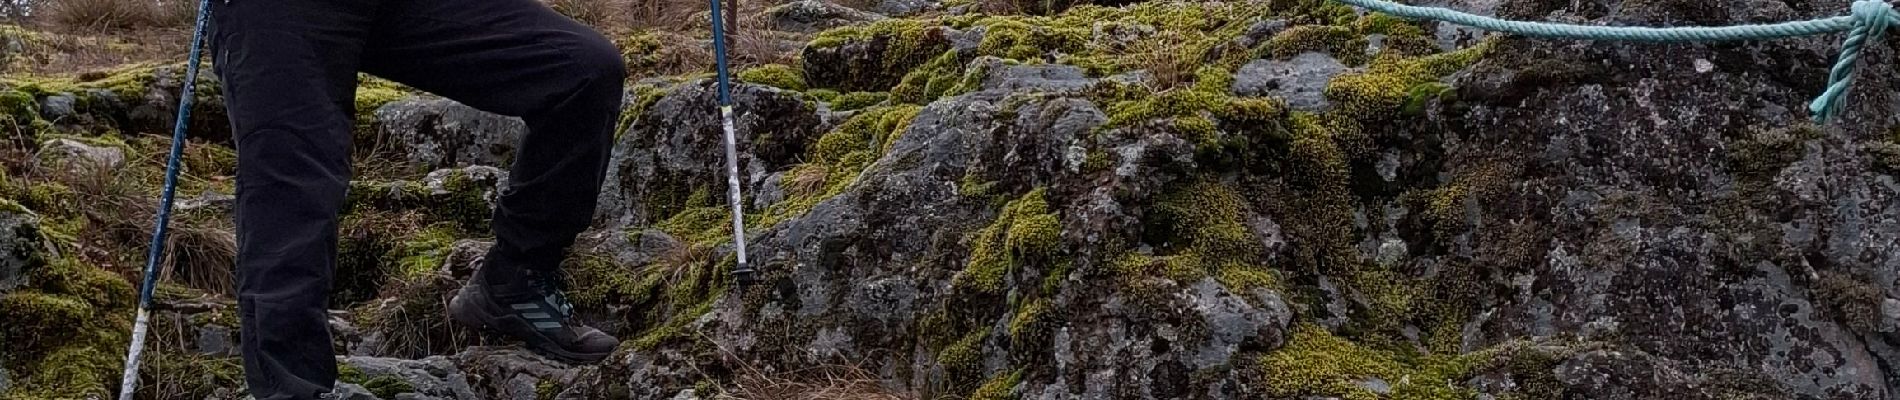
left=449, top=268, right=618, bottom=363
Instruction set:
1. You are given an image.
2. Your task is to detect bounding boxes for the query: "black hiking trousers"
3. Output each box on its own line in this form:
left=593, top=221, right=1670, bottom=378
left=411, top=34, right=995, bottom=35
left=208, top=0, right=624, bottom=397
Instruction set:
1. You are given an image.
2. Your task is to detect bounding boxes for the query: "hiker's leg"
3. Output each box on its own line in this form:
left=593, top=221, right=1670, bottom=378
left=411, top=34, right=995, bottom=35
left=360, top=0, right=624, bottom=278
left=213, top=0, right=371, bottom=398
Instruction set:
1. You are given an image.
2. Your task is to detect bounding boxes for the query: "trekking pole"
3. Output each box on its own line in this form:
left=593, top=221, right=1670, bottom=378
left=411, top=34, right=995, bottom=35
left=117, top=0, right=214, bottom=398
left=708, top=0, right=758, bottom=293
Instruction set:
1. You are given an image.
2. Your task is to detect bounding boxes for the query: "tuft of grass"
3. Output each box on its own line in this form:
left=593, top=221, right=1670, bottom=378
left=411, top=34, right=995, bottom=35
left=42, top=0, right=195, bottom=30
left=717, top=362, right=921, bottom=400
left=549, top=0, right=630, bottom=31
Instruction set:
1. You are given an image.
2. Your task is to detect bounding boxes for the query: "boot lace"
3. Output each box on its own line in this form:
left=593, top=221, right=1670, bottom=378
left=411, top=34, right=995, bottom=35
left=527, top=270, right=578, bottom=319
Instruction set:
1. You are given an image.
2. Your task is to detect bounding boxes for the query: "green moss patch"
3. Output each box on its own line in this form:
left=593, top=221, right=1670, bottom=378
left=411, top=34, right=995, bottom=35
left=737, top=64, right=808, bottom=91
left=969, top=369, right=1023, bottom=400
left=1, top=255, right=135, bottom=398
left=805, top=19, right=953, bottom=92
left=831, top=91, right=889, bottom=111
left=954, top=188, right=1061, bottom=295
left=1257, top=324, right=1477, bottom=400
left=754, top=105, right=922, bottom=228
left=1324, top=41, right=1493, bottom=118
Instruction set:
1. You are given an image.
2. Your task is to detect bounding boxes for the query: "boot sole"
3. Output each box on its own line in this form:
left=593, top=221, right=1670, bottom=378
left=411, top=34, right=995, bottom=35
left=449, top=286, right=613, bottom=364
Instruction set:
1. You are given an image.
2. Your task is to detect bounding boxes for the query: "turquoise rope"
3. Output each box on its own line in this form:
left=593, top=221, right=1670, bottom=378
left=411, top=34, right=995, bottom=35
left=1332, top=0, right=1899, bottom=123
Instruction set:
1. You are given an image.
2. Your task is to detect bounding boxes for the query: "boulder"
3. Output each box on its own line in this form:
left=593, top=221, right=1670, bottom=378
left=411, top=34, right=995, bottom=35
left=34, top=137, right=124, bottom=172
left=0, top=203, right=43, bottom=294
left=765, top=0, right=887, bottom=33
left=373, top=98, right=526, bottom=170
left=595, top=81, right=825, bottom=227
left=1232, top=52, right=1352, bottom=111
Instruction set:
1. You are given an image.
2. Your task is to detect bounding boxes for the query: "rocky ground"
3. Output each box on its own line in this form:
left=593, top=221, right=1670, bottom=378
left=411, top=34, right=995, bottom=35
left=4, top=0, right=1900, bottom=399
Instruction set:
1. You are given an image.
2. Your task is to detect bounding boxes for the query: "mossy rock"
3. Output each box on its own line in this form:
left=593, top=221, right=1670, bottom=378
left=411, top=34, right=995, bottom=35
left=736, top=64, right=808, bottom=91
left=953, top=188, right=1062, bottom=295
left=803, top=20, right=953, bottom=92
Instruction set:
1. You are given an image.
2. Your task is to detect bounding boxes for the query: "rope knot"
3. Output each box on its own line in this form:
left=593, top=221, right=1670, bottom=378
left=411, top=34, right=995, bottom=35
left=1812, top=0, right=1897, bottom=123
left=1853, top=0, right=1893, bottom=37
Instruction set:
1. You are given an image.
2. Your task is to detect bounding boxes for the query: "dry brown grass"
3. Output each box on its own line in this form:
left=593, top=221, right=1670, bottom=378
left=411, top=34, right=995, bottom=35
left=717, top=363, right=920, bottom=400
left=783, top=164, right=827, bottom=198
left=730, top=29, right=799, bottom=66
left=46, top=139, right=239, bottom=295
left=356, top=271, right=488, bottom=358
left=5, top=27, right=193, bottom=73
left=39, top=0, right=195, bottom=31
left=624, top=0, right=703, bottom=31
left=550, top=0, right=631, bottom=31
left=968, top=0, right=1024, bottom=16
left=1121, top=30, right=1195, bottom=91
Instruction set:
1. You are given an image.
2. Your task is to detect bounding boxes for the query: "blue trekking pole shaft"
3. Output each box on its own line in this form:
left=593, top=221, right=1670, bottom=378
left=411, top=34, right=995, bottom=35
left=708, top=0, right=756, bottom=291
left=118, top=0, right=213, bottom=397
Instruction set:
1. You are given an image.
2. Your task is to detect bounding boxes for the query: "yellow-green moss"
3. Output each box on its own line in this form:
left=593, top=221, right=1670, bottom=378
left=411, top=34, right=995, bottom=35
left=954, top=188, right=1061, bottom=295
left=807, top=88, right=842, bottom=102
left=0, top=292, right=94, bottom=359
left=737, top=64, right=808, bottom=91
left=969, top=369, right=1023, bottom=400
left=1324, top=40, right=1493, bottom=117
left=1101, top=88, right=1225, bottom=132
left=136, top=353, right=243, bottom=400
left=807, top=19, right=950, bottom=91
left=1355, top=12, right=1430, bottom=38
left=1815, top=271, right=1884, bottom=333
left=353, top=77, right=411, bottom=136
left=976, top=19, right=1088, bottom=61
left=536, top=379, right=560, bottom=400
left=392, top=222, right=458, bottom=277
left=1128, top=179, right=1280, bottom=292
left=1258, top=324, right=1477, bottom=400
left=1007, top=299, right=1053, bottom=345
left=339, top=363, right=418, bottom=398
left=1216, top=263, right=1278, bottom=291
left=831, top=91, right=888, bottom=111
left=888, top=50, right=960, bottom=104
left=631, top=296, right=717, bottom=351
left=755, top=105, right=922, bottom=228
left=11, top=346, right=119, bottom=399
left=654, top=188, right=736, bottom=246
left=938, top=330, right=987, bottom=375
left=0, top=255, right=135, bottom=399
left=1263, top=25, right=1368, bottom=65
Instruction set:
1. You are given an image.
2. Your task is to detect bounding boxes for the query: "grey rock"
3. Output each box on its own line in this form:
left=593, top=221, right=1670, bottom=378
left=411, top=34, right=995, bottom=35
left=754, top=171, right=788, bottom=210
left=36, top=137, right=125, bottom=172
left=1190, top=279, right=1293, bottom=369
left=944, top=26, right=984, bottom=53
left=374, top=97, right=526, bottom=170
left=1233, top=19, right=1289, bottom=48
left=873, top=0, right=933, bottom=16
left=1357, top=377, right=1391, bottom=394
left=452, top=347, right=581, bottom=398
left=424, top=165, right=508, bottom=204
left=1092, top=22, right=1155, bottom=49
left=196, top=325, right=238, bottom=356
left=328, top=383, right=382, bottom=400
left=38, top=92, right=75, bottom=120
left=0, top=206, right=42, bottom=294
left=1, top=367, right=9, bottom=395
left=177, top=191, right=237, bottom=216
left=339, top=356, right=479, bottom=399
left=765, top=0, right=886, bottom=33
left=1233, top=52, right=1352, bottom=111
left=972, top=57, right=1094, bottom=93
left=597, top=81, right=824, bottom=228
left=1884, top=299, right=1900, bottom=326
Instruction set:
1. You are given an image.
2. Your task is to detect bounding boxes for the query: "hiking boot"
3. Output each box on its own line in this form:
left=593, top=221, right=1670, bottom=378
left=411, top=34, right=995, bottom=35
left=449, top=267, right=617, bottom=363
